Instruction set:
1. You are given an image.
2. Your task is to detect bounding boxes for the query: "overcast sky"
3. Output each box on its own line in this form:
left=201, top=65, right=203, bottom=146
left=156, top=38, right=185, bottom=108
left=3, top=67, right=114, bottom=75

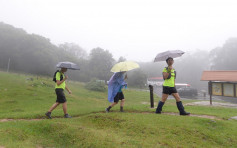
left=1, top=0, right=237, bottom=62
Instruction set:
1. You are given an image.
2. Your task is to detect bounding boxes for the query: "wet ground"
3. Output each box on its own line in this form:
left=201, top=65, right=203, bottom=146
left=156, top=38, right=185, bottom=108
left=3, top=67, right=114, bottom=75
left=186, top=101, right=237, bottom=108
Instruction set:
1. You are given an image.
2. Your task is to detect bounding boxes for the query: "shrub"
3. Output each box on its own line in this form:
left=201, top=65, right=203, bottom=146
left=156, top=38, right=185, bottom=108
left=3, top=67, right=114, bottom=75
left=85, top=78, right=106, bottom=92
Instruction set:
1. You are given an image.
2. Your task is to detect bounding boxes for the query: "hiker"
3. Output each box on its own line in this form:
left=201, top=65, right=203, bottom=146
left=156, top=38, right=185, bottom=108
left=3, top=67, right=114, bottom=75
left=155, top=57, right=190, bottom=115
left=45, top=68, right=72, bottom=119
left=106, top=72, right=128, bottom=113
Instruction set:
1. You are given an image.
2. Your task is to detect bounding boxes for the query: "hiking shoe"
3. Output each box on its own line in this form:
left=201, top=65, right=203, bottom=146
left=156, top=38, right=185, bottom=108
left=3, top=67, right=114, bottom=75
left=155, top=111, right=161, bottom=114
left=180, top=111, right=190, bottom=116
left=105, top=108, right=109, bottom=113
left=45, top=112, right=52, bottom=119
left=64, top=114, right=72, bottom=118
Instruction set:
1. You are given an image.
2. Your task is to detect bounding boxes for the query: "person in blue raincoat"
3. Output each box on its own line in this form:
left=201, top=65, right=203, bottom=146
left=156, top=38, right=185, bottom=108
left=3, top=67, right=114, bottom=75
left=106, top=72, right=128, bottom=112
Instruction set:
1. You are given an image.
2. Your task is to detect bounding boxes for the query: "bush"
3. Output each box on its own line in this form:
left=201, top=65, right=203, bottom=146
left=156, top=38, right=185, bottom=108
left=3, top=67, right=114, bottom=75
left=85, top=78, right=107, bottom=92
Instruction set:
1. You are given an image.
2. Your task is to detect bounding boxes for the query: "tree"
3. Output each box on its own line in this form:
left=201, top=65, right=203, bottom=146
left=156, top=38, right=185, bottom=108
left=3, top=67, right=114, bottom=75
left=117, top=56, right=126, bottom=63
left=59, top=43, right=88, bottom=59
left=0, top=22, right=80, bottom=77
left=88, top=47, right=115, bottom=80
left=210, top=38, right=237, bottom=70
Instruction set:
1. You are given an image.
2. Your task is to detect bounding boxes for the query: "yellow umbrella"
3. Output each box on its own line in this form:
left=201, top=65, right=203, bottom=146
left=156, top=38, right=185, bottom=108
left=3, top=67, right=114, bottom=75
left=111, top=61, right=140, bottom=72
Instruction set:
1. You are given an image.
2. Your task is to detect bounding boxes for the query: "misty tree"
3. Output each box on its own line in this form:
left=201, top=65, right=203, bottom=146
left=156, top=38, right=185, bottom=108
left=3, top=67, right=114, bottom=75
left=59, top=42, right=87, bottom=59
left=210, top=38, right=237, bottom=70
left=117, top=56, right=126, bottom=63
left=88, top=47, right=115, bottom=81
left=0, top=22, right=80, bottom=77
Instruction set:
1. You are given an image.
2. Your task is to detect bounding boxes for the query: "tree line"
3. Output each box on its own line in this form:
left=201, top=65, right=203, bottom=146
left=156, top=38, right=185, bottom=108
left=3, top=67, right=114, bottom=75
left=1, top=22, right=236, bottom=90
left=0, top=22, right=147, bottom=87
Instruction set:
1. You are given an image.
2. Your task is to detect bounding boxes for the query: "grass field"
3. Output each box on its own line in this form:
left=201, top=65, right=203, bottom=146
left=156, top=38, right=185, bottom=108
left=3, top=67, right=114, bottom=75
left=0, top=71, right=237, bottom=148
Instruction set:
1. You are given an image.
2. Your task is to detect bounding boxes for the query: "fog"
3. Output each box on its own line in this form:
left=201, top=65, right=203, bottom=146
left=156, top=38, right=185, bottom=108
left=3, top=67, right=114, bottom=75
left=1, top=0, right=237, bottom=61
left=1, top=0, right=237, bottom=91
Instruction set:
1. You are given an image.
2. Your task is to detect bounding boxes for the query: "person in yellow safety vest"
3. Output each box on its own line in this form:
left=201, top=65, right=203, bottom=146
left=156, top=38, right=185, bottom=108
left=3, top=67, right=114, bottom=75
left=45, top=68, right=72, bottom=119
left=155, top=57, right=190, bottom=115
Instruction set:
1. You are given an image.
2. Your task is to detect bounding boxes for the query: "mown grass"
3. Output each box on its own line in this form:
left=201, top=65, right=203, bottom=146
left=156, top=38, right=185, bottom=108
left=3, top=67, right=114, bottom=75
left=0, top=71, right=237, bottom=147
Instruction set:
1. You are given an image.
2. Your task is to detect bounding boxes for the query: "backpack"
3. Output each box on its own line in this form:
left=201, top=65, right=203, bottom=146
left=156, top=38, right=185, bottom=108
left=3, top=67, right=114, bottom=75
left=53, top=70, right=63, bottom=82
left=163, top=67, right=176, bottom=80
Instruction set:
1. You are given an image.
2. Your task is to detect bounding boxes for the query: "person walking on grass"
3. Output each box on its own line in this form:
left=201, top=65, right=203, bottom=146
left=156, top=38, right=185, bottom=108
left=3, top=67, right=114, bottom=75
left=155, top=57, right=190, bottom=115
left=45, top=68, right=72, bottom=119
left=106, top=72, right=128, bottom=113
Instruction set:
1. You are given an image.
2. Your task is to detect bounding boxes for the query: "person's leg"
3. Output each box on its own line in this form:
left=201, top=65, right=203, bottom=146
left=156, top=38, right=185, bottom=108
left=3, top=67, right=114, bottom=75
left=156, top=93, right=169, bottom=114
left=48, top=102, right=60, bottom=112
left=63, top=102, right=72, bottom=118
left=172, top=93, right=181, bottom=102
left=106, top=102, right=118, bottom=112
left=172, top=93, right=190, bottom=115
left=161, top=94, right=169, bottom=102
left=119, top=92, right=125, bottom=112
left=111, top=102, right=118, bottom=107
left=106, top=92, right=120, bottom=112
left=45, top=102, right=60, bottom=119
left=62, top=102, right=68, bottom=115
left=120, top=99, right=125, bottom=112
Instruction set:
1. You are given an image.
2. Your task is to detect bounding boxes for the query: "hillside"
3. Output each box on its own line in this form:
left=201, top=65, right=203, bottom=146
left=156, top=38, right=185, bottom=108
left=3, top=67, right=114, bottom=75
left=0, top=71, right=237, bottom=147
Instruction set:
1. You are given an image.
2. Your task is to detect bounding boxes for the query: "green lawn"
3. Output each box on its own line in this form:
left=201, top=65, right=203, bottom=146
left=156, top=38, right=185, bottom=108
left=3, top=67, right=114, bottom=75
left=0, top=71, right=237, bottom=148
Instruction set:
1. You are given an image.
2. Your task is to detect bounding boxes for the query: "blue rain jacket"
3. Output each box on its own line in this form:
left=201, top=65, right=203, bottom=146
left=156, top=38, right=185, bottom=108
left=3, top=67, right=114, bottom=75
left=107, top=72, right=127, bottom=102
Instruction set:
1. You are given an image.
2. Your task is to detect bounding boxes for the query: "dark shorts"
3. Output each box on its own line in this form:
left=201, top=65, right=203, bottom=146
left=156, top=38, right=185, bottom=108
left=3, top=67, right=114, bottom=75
left=162, top=86, right=177, bottom=95
left=114, top=92, right=125, bottom=103
left=55, top=88, right=67, bottom=103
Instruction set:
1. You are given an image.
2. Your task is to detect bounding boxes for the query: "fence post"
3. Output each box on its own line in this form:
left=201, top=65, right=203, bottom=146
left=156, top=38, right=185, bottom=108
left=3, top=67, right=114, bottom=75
left=149, top=85, right=154, bottom=108
left=208, top=81, right=212, bottom=105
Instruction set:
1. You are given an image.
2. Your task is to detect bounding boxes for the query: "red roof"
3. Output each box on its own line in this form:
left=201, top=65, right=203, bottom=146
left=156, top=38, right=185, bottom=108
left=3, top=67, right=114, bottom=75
left=201, top=71, right=237, bottom=82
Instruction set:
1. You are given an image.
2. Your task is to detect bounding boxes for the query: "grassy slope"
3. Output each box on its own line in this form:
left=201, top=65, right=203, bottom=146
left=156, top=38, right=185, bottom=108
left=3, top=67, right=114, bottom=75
left=0, top=71, right=237, bottom=147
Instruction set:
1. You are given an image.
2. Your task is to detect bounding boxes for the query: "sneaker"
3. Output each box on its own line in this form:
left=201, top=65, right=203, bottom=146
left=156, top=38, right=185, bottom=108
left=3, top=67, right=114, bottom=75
left=105, top=108, right=109, bottom=113
left=45, top=112, right=52, bottom=119
left=180, top=111, right=190, bottom=116
left=64, top=114, right=72, bottom=118
left=155, top=111, right=161, bottom=114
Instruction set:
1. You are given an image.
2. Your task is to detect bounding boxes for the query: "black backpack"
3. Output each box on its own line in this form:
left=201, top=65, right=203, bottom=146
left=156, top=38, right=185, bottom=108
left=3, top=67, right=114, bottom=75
left=163, top=67, right=176, bottom=80
left=53, top=70, right=63, bottom=82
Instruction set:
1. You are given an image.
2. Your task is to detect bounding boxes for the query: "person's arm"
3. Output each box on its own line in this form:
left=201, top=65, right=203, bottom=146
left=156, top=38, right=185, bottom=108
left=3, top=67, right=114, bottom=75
left=56, top=75, right=68, bottom=86
left=163, top=72, right=170, bottom=79
left=163, top=66, right=172, bottom=80
left=65, top=85, right=72, bottom=94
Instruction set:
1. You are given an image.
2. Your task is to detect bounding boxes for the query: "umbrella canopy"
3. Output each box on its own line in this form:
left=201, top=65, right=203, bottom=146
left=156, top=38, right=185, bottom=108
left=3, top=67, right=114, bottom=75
left=111, top=61, right=140, bottom=72
left=154, top=50, right=185, bottom=62
left=56, top=61, right=80, bottom=70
